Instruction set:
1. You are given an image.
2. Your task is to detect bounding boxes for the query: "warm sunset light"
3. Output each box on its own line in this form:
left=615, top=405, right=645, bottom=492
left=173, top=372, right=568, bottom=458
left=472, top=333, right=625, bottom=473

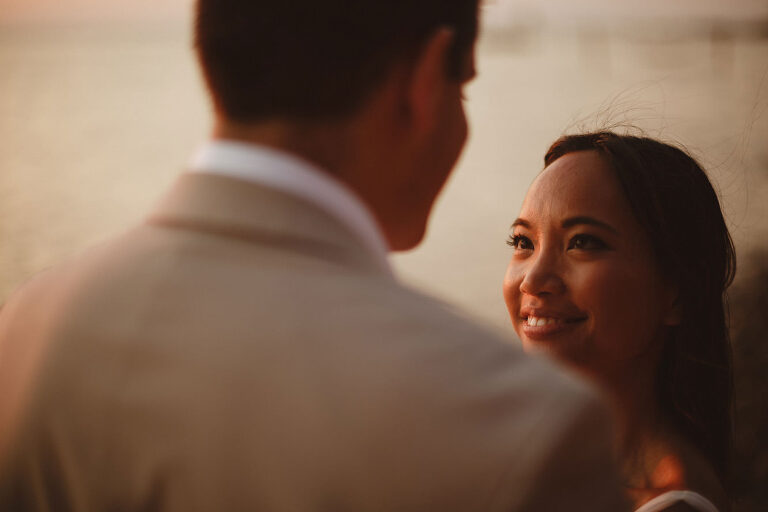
left=0, top=0, right=191, bottom=24
left=1, top=0, right=766, bottom=26
left=0, top=0, right=766, bottom=510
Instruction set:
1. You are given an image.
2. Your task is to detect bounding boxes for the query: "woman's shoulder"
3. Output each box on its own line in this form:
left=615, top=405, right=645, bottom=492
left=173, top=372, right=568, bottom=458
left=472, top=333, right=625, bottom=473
left=634, top=490, right=720, bottom=512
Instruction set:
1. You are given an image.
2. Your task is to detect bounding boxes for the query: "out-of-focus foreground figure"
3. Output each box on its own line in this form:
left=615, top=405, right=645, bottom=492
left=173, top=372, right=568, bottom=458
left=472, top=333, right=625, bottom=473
left=0, top=1, right=628, bottom=511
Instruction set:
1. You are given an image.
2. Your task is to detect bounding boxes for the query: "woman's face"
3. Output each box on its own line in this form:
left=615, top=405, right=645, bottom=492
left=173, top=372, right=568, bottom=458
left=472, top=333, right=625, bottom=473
left=502, top=150, right=678, bottom=381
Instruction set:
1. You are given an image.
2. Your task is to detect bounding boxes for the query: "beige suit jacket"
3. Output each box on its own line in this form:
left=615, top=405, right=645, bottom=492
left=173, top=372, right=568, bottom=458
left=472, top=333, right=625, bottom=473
left=0, top=173, right=629, bottom=511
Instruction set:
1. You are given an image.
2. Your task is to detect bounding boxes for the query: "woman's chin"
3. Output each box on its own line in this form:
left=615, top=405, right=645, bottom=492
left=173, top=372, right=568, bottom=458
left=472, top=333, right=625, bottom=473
left=520, top=335, right=587, bottom=370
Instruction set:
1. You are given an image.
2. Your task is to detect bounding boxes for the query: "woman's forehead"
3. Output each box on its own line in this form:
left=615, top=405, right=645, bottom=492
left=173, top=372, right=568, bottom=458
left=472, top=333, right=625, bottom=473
left=520, top=150, right=634, bottom=225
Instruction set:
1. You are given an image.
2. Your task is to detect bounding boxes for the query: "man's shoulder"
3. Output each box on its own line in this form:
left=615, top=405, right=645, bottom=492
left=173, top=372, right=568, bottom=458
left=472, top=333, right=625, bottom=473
left=0, top=234, right=622, bottom=512
left=0, top=222, right=602, bottom=414
left=346, top=276, right=603, bottom=409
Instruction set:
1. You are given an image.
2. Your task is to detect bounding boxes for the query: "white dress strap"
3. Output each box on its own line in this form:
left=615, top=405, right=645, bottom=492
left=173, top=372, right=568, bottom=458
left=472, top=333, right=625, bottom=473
left=634, top=490, right=719, bottom=512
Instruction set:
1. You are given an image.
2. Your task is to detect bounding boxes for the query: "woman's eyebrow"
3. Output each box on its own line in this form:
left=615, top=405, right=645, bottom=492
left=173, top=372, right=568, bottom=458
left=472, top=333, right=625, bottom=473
left=511, top=218, right=531, bottom=229
left=561, top=216, right=618, bottom=234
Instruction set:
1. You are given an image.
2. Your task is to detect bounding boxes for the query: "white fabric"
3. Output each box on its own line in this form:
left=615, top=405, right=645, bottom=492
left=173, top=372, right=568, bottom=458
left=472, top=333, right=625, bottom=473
left=190, top=140, right=391, bottom=273
left=635, top=490, right=719, bottom=512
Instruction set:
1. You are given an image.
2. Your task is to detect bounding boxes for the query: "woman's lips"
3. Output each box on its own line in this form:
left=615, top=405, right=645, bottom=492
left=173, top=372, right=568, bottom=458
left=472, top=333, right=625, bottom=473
left=519, top=315, right=587, bottom=341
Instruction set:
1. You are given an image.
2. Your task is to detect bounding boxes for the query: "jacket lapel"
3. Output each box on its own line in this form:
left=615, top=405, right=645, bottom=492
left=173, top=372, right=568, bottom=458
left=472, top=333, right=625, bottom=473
left=146, top=173, right=390, bottom=275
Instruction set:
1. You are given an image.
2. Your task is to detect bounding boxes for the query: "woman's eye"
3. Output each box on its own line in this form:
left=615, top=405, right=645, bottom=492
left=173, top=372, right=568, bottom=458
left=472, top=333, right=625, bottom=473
left=506, top=234, right=533, bottom=251
left=567, top=234, right=607, bottom=251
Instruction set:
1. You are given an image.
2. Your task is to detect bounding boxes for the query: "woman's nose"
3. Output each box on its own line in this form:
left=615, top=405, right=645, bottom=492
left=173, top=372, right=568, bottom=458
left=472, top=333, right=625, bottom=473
left=519, top=251, right=565, bottom=296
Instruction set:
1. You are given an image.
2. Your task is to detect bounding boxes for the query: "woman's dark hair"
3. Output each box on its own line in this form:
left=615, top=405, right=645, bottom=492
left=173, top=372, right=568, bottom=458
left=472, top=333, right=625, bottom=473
left=544, top=132, right=736, bottom=488
left=195, top=0, right=479, bottom=123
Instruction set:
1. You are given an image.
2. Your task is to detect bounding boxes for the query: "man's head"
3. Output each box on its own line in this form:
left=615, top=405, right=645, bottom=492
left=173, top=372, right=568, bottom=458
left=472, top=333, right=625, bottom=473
left=195, top=0, right=478, bottom=122
left=195, top=0, right=480, bottom=250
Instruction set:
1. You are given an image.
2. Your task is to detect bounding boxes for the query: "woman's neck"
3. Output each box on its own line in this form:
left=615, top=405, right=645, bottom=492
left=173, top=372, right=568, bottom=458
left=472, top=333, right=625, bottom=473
left=598, top=363, right=727, bottom=511
left=595, top=358, right=680, bottom=493
left=600, top=355, right=661, bottom=447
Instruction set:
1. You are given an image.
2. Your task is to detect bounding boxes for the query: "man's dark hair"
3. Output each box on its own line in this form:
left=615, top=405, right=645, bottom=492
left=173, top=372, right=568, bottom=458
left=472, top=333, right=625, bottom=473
left=195, top=0, right=479, bottom=123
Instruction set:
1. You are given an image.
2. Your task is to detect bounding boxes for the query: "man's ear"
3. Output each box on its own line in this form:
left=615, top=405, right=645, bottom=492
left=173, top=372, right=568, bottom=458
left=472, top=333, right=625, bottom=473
left=405, top=27, right=455, bottom=138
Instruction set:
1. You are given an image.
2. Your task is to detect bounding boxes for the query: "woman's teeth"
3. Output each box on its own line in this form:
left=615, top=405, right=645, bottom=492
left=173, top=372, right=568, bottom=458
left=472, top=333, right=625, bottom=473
left=526, top=316, right=561, bottom=327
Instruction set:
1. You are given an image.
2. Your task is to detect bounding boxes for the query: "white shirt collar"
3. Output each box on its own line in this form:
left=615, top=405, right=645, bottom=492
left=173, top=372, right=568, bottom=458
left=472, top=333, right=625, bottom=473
left=189, top=140, right=391, bottom=273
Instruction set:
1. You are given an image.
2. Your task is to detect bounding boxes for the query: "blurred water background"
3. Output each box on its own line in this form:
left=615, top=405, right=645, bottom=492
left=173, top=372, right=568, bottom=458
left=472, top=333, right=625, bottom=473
left=1, top=0, right=767, bottom=508
left=2, top=0, right=767, bottom=327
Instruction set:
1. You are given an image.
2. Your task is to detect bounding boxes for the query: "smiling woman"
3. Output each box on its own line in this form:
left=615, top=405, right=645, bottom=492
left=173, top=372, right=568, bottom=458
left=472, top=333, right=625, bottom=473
left=503, top=132, right=736, bottom=512
left=505, top=149, right=678, bottom=379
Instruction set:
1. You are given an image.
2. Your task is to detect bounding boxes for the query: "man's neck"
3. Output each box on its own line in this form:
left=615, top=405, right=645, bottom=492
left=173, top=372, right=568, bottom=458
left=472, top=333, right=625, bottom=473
left=212, top=118, right=353, bottom=180
left=211, top=113, right=423, bottom=251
